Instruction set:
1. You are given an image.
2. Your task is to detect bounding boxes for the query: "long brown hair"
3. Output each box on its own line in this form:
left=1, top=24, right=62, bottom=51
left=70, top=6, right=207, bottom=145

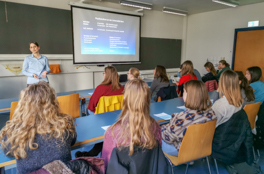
left=204, top=62, right=217, bottom=76
left=218, top=70, right=243, bottom=107
left=0, top=81, right=76, bottom=159
left=154, top=65, right=169, bottom=83
left=236, top=71, right=255, bottom=102
left=129, top=67, right=142, bottom=80
left=181, top=60, right=195, bottom=78
left=111, top=79, right=157, bottom=155
left=184, top=80, right=212, bottom=111
left=101, top=66, right=121, bottom=91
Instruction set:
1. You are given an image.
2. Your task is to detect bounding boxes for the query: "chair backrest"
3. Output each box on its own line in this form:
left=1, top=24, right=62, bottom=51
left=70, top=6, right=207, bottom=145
left=10, top=101, right=18, bottom=120
left=95, top=95, right=124, bottom=115
left=244, top=102, right=261, bottom=129
left=156, top=85, right=177, bottom=102
left=177, top=120, right=217, bottom=164
left=57, top=93, right=80, bottom=118
left=205, top=80, right=218, bottom=92
left=107, top=143, right=172, bottom=174
left=119, top=74, right=127, bottom=82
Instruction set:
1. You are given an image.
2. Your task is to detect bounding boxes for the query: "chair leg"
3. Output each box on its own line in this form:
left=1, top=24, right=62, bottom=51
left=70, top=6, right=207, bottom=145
left=257, top=149, right=260, bottom=159
left=253, top=147, right=256, bottom=161
left=214, top=158, right=219, bottom=174
left=185, top=162, right=189, bottom=174
left=206, top=157, right=211, bottom=174
left=164, top=155, right=175, bottom=174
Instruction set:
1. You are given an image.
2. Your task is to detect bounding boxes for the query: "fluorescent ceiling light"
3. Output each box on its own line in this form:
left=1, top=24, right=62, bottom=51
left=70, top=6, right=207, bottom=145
left=119, top=0, right=152, bottom=10
left=212, top=0, right=239, bottom=7
left=162, top=7, right=188, bottom=16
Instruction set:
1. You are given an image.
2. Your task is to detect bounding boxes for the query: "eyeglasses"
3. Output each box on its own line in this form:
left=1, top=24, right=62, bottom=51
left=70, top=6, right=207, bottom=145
left=127, top=72, right=130, bottom=75
left=103, top=72, right=105, bottom=75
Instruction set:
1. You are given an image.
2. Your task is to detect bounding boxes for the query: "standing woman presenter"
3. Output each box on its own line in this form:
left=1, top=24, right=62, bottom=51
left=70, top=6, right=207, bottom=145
left=22, top=42, right=50, bottom=86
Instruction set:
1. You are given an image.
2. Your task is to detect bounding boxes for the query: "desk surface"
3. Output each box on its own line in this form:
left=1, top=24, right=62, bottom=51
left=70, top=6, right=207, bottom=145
left=0, top=97, right=185, bottom=167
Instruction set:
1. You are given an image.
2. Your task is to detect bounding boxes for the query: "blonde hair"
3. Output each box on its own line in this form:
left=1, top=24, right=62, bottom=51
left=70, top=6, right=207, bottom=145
left=181, top=60, right=195, bottom=78
left=129, top=67, right=142, bottom=80
left=0, top=81, right=76, bottom=159
left=184, top=80, right=212, bottom=111
left=218, top=70, right=243, bottom=107
left=111, top=79, right=157, bottom=155
left=101, top=66, right=121, bottom=91
left=204, top=62, right=217, bottom=76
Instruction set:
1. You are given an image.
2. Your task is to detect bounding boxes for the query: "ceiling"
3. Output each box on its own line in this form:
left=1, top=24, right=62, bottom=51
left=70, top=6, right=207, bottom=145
left=104, top=0, right=264, bottom=14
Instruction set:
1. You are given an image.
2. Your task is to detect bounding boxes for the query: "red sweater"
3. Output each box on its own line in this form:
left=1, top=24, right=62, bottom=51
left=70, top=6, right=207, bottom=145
left=88, top=84, right=124, bottom=113
left=177, top=74, right=197, bottom=93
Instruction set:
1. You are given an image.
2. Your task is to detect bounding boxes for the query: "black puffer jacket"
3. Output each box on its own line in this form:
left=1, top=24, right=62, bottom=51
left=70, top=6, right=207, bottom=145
left=212, top=109, right=254, bottom=165
left=106, top=143, right=172, bottom=174
left=254, top=102, right=264, bottom=149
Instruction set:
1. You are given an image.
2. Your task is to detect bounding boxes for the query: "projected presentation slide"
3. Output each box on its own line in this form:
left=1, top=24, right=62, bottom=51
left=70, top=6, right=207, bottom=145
left=81, top=17, right=135, bottom=55
left=72, top=6, right=140, bottom=64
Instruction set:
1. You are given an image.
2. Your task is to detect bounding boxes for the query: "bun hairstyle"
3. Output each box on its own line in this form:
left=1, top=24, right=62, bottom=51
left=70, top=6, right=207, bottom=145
left=129, top=67, right=142, bottom=80
left=219, top=60, right=230, bottom=68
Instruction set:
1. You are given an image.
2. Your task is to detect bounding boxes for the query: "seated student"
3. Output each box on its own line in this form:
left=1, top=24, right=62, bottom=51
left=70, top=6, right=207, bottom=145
left=176, top=60, right=197, bottom=95
left=202, top=62, right=217, bottom=83
left=127, top=67, right=141, bottom=80
left=0, top=82, right=76, bottom=174
left=150, top=65, right=170, bottom=101
left=245, top=66, right=264, bottom=149
left=101, top=79, right=162, bottom=167
left=88, top=66, right=124, bottom=114
left=212, top=70, right=243, bottom=127
left=216, top=60, right=230, bottom=80
left=245, top=66, right=264, bottom=105
left=161, top=80, right=216, bottom=156
left=236, top=71, right=255, bottom=107
left=177, top=64, right=202, bottom=81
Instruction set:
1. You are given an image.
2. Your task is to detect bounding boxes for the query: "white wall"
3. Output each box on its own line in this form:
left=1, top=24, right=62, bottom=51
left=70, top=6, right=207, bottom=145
left=0, top=0, right=184, bottom=99
left=183, top=2, right=264, bottom=76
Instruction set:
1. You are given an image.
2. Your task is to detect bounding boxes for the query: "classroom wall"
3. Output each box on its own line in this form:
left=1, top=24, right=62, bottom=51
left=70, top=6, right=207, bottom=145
left=0, top=0, right=184, bottom=99
left=183, top=2, right=264, bottom=76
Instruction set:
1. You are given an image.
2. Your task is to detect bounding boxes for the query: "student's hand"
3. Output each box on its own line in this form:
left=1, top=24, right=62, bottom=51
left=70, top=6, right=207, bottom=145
left=42, top=71, right=47, bottom=78
left=176, top=81, right=179, bottom=85
left=33, top=74, right=40, bottom=79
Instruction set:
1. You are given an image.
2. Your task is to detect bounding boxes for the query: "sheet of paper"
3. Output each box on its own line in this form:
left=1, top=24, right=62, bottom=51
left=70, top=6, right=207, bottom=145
left=154, top=112, right=171, bottom=120
left=88, top=93, right=93, bottom=95
left=101, top=126, right=110, bottom=131
left=177, top=105, right=186, bottom=110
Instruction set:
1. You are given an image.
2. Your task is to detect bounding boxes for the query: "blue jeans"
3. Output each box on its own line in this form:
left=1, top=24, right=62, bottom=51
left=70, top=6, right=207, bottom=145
left=87, top=109, right=95, bottom=116
left=162, top=140, right=178, bottom=156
